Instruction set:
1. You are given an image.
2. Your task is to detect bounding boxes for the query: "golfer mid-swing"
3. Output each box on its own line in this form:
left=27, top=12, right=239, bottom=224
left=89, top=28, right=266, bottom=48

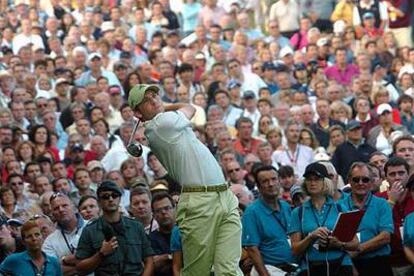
left=128, top=84, right=243, bottom=276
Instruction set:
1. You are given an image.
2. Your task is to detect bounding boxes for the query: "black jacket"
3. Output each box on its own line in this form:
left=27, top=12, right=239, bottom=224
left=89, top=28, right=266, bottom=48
left=332, top=140, right=376, bottom=181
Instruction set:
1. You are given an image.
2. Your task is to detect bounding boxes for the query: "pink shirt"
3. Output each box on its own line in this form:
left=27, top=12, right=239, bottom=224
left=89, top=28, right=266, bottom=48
left=324, top=64, right=360, bottom=86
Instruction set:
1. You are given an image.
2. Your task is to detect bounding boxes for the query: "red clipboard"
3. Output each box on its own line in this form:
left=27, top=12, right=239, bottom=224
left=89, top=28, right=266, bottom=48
left=332, top=209, right=365, bottom=242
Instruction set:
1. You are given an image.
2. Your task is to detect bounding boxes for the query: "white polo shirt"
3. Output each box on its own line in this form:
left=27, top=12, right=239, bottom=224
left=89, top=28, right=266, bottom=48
left=144, top=111, right=225, bottom=186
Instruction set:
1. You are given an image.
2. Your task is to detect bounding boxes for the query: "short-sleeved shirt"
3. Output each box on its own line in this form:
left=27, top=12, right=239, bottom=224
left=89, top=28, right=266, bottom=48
left=76, top=216, right=154, bottom=275
left=170, top=226, right=182, bottom=252
left=288, top=197, right=352, bottom=269
left=42, top=216, right=85, bottom=259
left=0, top=251, right=61, bottom=276
left=403, top=212, right=414, bottom=247
left=339, top=193, right=393, bottom=259
left=242, top=199, right=294, bottom=265
left=144, top=111, right=225, bottom=186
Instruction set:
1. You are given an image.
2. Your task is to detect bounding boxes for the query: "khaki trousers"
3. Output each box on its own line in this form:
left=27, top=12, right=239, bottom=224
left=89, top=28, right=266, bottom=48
left=176, top=189, right=243, bottom=276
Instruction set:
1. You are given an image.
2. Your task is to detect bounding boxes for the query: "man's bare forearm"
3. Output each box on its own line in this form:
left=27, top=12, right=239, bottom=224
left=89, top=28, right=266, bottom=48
left=164, top=103, right=190, bottom=111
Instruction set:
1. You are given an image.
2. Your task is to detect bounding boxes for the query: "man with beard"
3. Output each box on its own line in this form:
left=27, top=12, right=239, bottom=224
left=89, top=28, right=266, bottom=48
left=76, top=181, right=154, bottom=275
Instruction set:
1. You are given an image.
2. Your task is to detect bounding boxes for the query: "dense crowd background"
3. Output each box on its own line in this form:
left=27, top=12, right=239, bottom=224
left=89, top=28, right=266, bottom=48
left=0, top=0, right=413, bottom=275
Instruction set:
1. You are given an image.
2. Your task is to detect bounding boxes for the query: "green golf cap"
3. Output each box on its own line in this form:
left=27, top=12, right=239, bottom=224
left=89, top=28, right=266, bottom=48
left=128, top=84, right=160, bottom=110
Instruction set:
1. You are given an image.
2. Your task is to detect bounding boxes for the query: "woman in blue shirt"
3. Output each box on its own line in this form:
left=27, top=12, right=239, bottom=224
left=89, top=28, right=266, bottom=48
left=289, top=162, right=359, bottom=276
left=0, top=220, right=61, bottom=275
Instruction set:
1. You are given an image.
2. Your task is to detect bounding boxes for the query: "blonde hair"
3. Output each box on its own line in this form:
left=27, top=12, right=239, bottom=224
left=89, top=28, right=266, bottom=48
left=301, top=177, right=334, bottom=197
left=371, top=84, right=389, bottom=104
left=329, top=100, right=352, bottom=120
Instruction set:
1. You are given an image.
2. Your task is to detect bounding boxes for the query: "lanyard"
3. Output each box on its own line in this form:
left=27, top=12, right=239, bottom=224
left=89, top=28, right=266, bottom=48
left=310, top=205, right=332, bottom=228
left=285, top=146, right=300, bottom=165
left=61, top=229, right=77, bottom=254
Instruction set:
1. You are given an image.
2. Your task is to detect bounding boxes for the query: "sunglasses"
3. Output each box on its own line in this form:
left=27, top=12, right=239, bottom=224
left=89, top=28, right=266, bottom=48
left=228, top=168, right=241, bottom=174
left=99, top=192, right=120, bottom=200
left=10, top=181, right=23, bottom=186
left=50, top=192, right=65, bottom=203
left=351, top=176, right=370, bottom=184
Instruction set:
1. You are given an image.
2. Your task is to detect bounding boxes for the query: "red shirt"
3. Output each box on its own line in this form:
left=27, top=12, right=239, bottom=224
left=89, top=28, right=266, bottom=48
left=376, top=191, right=414, bottom=266
left=233, top=138, right=262, bottom=156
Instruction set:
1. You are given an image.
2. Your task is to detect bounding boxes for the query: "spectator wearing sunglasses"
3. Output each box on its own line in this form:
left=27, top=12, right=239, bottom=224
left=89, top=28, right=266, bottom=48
left=339, top=162, right=393, bottom=275
left=76, top=181, right=154, bottom=275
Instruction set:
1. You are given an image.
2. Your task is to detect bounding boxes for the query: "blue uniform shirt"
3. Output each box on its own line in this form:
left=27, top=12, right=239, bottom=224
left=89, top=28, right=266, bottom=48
left=170, top=225, right=182, bottom=252
left=0, top=251, right=61, bottom=276
left=242, top=198, right=294, bottom=265
left=403, top=212, right=414, bottom=247
left=339, top=192, right=393, bottom=259
left=288, top=197, right=352, bottom=269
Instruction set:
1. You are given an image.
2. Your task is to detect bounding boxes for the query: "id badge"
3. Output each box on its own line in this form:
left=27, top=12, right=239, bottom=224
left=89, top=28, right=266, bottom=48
left=287, top=238, right=291, bottom=247
left=356, top=232, right=361, bottom=242
left=400, top=226, right=404, bottom=238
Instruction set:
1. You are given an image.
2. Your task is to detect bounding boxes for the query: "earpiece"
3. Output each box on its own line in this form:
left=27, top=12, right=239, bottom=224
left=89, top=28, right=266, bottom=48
left=126, top=118, right=143, bottom=157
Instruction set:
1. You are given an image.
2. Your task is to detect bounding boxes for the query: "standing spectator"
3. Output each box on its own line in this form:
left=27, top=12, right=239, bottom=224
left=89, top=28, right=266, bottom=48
left=242, top=165, right=295, bottom=275
left=325, top=48, right=360, bottom=86
left=298, top=0, right=336, bottom=32
left=273, top=121, right=314, bottom=178
left=269, top=0, right=300, bottom=38
left=233, top=117, right=262, bottom=157
left=353, top=0, right=388, bottom=30
left=42, top=193, right=86, bottom=275
left=289, top=162, right=359, bottom=275
left=311, top=98, right=344, bottom=149
left=377, top=157, right=413, bottom=274
left=76, top=181, right=154, bottom=275
left=149, top=192, right=176, bottom=276
left=340, top=162, right=394, bottom=276
left=332, top=120, right=376, bottom=181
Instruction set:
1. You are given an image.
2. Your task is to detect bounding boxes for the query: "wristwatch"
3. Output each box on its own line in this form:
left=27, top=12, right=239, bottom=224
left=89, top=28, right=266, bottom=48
left=167, top=254, right=173, bottom=260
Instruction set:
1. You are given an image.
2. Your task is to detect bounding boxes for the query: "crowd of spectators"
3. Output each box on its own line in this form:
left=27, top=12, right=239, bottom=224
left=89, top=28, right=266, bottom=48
left=0, top=0, right=413, bottom=275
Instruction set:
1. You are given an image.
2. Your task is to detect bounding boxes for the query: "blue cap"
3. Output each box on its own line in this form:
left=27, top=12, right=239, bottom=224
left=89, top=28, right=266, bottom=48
left=294, top=63, right=307, bottom=71
left=227, top=79, right=241, bottom=90
left=262, top=62, right=276, bottom=71
left=363, top=12, right=374, bottom=20
left=242, top=90, right=256, bottom=100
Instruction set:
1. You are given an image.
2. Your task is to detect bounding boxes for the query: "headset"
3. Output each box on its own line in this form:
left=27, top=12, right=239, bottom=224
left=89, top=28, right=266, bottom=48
left=126, top=118, right=143, bottom=157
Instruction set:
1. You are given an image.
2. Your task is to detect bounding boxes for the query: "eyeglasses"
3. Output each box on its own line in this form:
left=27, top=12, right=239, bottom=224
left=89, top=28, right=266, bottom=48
left=99, top=192, right=120, bottom=200
left=29, top=214, right=50, bottom=221
left=351, top=176, right=370, bottom=184
left=153, top=205, right=174, bottom=214
left=10, top=181, right=23, bottom=186
left=228, top=168, right=241, bottom=174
